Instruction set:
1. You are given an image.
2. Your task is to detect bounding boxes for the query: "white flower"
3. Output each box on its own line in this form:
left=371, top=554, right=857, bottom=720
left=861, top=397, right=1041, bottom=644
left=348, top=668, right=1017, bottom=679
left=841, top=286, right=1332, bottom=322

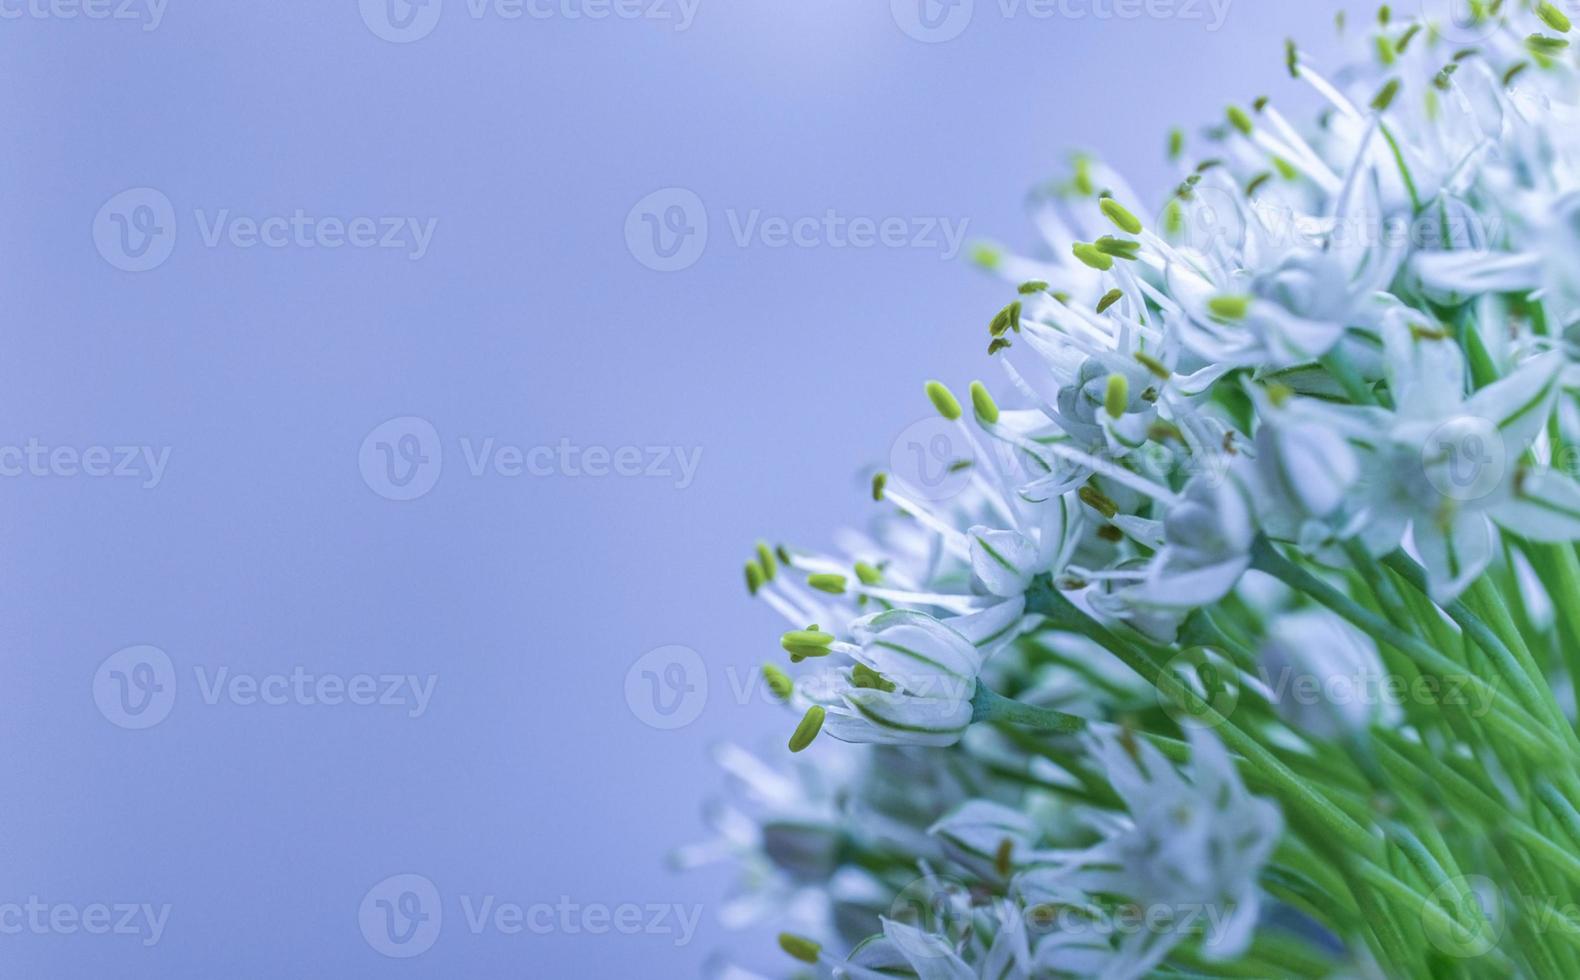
left=1259, top=608, right=1395, bottom=739
left=1032, top=727, right=1282, bottom=975
left=1330, top=321, right=1578, bottom=600
left=817, top=602, right=1025, bottom=748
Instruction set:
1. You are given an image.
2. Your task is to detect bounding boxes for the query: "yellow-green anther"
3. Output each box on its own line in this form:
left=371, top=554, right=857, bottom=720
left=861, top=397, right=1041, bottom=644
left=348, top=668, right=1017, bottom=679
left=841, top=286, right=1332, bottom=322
left=871, top=472, right=887, bottom=502
left=1375, top=35, right=1396, bottom=66
left=781, top=629, right=835, bottom=659
left=1208, top=294, right=1253, bottom=321
left=925, top=380, right=962, bottom=421
left=989, top=301, right=1022, bottom=337
left=756, top=541, right=777, bottom=580
left=1078, top=485, right=1119, bottom=519
left=994, top=837, right=1014, bottom=878
left=1164, top=201, right=1184, bottom=235
left=1267, top=382, right=1295, bottom=408
left=1096, top=288, right=1123, bottom=314
left=1018, top=281, right=1048, bottom=296
left=1273, top=156, right=1298, bottom=180
left=1148, top=420, right=1183, bottom=442
left=807, top=573, right=847, bottom=595
left=1196, top=158, right=1223, bottom=173
left=1094, top=236, right=1140, bottom=260
left=1134, top=351, right=1170, bottom=379
left=1252, top=95, right=1269, bottom=112
left=1285, top=39, right=1300, bottom=77
left=854, top=561, right=883, bottom=586
left=1245, top=171, right=1273, bottom=196
left=1099, top=198, right=1142, bottom=234
left=1227, top=105, right=1253, bottom=135
left=851, top=663, right=896, bottom=692
left=987, top=337, right=1012, bottom=355
left=762, top=663, right=794, bottom=701
left=1167, top=128, right=1185, bottom=160
left=1539, top=2, right=1572, bottom=32
left=746, top=560, right=765, bottom=596
left=1528, top=33, right=1570, bottom=55
left=1434, top=64, right=1459, bottom=90
left=1371, top=78, right=1402, bottom=112
left=779, top=932, right=822, bottom=963
left=1103, top=374, right=1129, bottom=419
left=1072, top=154, right=1095, bottom=196
left=1396, top=23, right=1421, bottom=52
left=1071, top=243, right=1113, bottom=271
left=970, top=242, right=1002, bottom=270
left=1504, top=61, right=1531, bottom=86
left=1377, top=4, right=1390, bottom=25
left=970, top=381, right=1000, bottom=425
left=788, top=706, right=825, bottom=753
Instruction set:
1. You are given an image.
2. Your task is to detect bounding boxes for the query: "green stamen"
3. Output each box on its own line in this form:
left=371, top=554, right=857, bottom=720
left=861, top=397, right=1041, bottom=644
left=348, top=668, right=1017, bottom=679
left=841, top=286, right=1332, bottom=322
left=1072, top=242, right=1114, bottom=271
left=806, top=574, right=847, bottom=596
left=1100, top=198, right=1143, bottom=234
left=1103, top=374, right=1129, bottom=419
left=1208, top=294, right=1253, bottom=321
left=970, top=380, right=1000, bottom=424
left=925, top=380, right=962, bottom=421
left=762, top=664, right=794, bottom=701
left=788, top=706, right=825, bottom=753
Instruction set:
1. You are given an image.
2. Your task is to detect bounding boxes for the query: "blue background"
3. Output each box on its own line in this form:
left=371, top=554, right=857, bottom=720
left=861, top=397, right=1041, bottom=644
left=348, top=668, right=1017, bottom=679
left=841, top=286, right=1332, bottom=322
left=1, top=1, right=1343, bottom=975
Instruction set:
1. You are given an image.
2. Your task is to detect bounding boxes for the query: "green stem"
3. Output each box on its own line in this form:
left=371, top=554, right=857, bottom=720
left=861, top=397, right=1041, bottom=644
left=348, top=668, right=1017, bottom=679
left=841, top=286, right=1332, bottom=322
left=1250, top=537, right=1560, bottom=761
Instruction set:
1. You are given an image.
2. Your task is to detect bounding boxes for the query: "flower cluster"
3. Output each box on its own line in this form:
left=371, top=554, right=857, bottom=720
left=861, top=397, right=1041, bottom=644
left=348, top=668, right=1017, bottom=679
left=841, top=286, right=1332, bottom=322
left=687, top=3, right=1580, bottom=976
